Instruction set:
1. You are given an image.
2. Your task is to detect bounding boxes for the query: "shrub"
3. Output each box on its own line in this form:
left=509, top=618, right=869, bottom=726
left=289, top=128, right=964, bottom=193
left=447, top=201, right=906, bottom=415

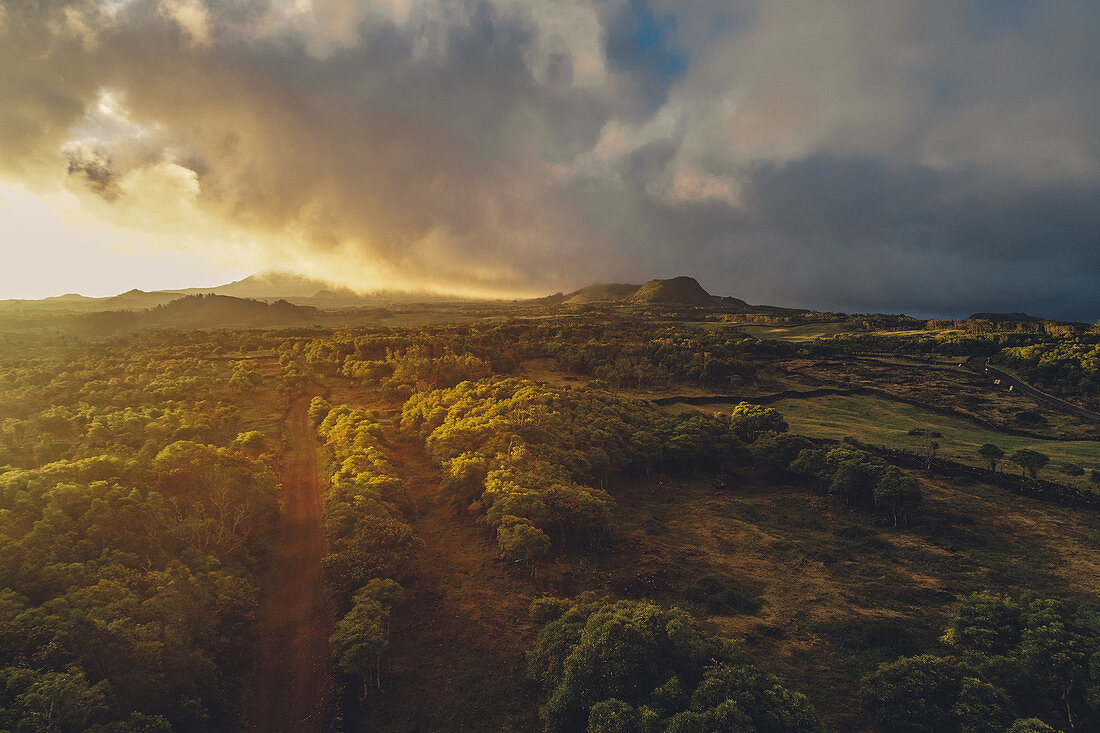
left=1061, top=463, right=1084, bottom=477
left=529, top=597, right=821, bottom=733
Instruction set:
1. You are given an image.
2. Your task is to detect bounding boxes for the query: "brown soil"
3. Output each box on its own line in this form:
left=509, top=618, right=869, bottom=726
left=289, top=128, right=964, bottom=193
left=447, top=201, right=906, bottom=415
left=248, top=395, right=334, bottom=732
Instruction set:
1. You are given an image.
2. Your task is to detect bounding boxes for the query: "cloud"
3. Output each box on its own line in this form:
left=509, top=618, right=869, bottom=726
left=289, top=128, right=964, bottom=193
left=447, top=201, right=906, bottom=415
left=0, top=0, right=1098, bottom=318
left=157, top=0, right=211, bottom=46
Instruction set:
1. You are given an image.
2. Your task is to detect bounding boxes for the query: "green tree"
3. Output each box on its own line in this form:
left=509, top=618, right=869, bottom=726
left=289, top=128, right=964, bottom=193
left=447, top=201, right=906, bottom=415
left=670, top=661, right=821, bottom=732
left=951, top=677, right=1015, bottom=733
left=1009, top=449, right=1049, bottom=479
left=789, top=448, right=828, bottom=488
left=529, top=597, right=821, bottom=733
left=586, top=699, right=644, bottom=733
left=497, top=516, right=551, bottom=574
left=1007, top=719, right=1058, bottom=733
left=1017, top=598, right=1095, bottom=731
left=441, top=452, right=490, bottom=511
left=232, top=430, right=266, bottom=456
left=874, top=467, right=922, bottom=526
left=329, top=580, right=405, bottom=697
left=861, top=654, right=959, bottom=732
left=924, top=592, right=1100, bottom=730
left=751, top=433, right=814, bottom=474
left=922, top=435, right=941, bottom=469
left=977, top=444, right=1005, bottom=472
left=229, top=360, right=262, bottom=390
left=0, top=667, right=110, bottom=733
left=829, top=459, right=881, bottom=508
left=728, top=403, right=788, bottom=444
left=941, top=592, right=1022, bottom=657
left=308, top=396, right=332, bottom=425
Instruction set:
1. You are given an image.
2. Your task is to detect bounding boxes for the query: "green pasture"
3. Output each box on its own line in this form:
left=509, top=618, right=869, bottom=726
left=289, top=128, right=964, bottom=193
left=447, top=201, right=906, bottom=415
left=731, top=322, right=857, bottom=341
left=669, top=393, right=1100, bottom=487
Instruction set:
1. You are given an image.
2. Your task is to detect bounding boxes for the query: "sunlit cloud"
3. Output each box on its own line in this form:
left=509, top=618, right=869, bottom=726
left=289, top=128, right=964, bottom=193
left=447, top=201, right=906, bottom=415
left=157, top=0, right=211, bottom=47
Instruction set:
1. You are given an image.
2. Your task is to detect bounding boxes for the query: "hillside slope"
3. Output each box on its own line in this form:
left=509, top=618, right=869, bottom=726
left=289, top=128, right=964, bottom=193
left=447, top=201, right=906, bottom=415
left=74, top=294, right=320, bottom=332
left=564, top=282, right=642, bottom=304
left=631, top=276, right=717, bottom=305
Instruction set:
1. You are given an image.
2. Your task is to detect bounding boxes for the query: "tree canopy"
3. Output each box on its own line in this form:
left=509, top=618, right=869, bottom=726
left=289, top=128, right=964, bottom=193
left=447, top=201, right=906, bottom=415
left=528, top=595, right=822, bottom=733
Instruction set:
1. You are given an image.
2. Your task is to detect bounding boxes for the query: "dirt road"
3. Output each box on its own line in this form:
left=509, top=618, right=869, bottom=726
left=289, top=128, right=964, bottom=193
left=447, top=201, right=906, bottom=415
left=249, top=396, right=333, bottom=732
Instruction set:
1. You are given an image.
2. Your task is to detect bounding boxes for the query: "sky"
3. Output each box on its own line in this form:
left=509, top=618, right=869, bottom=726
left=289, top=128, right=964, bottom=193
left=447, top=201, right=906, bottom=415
left=1, top=0, right=1098, bottom=319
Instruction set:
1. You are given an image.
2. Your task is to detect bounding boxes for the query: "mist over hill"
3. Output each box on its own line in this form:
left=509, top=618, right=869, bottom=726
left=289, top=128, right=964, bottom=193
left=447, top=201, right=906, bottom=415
left=0, top=272, right=477, bottom=316
left=0, top=294, right=319, bottom=334
left=73, top=294, right=320, bottom=334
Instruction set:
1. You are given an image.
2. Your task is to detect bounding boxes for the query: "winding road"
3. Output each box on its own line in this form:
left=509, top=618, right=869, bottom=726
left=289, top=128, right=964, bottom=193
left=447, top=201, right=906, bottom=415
left=966, top=356, right=1100, bottom=422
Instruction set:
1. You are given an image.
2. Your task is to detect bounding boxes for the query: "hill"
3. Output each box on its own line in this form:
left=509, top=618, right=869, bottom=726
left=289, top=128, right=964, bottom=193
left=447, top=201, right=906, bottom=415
left=563, top=282, right=642, bottom=304
left=184, top=272, right=337, bottom=300
left=630, top=276, right=718, bottom=306
left=182, top=272, right=475, bottom=306
left=74, top=294, right=319, bottom=333
left=100, top=288, right=186, bottom=310
left=0, top=272, right=480, bottom=321
left=967, top=312, right=1045, bottom=323
left=139, top=294, right=317, bottom=328
left=543, top=276, right=753, bottom=310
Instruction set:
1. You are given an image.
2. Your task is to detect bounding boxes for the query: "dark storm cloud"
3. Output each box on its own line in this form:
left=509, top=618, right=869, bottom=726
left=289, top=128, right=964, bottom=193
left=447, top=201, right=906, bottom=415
left=1, top=0, right=1098, bottom=317
left=66, top=147, right=119, bottom=199
left=561, top=151, right=1100, bottom=319
left=740, top=157, right=1100, bottom=318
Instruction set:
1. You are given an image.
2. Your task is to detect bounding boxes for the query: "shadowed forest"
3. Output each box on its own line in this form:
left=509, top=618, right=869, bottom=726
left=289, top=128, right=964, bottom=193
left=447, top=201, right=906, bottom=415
left=0, top=281, right=1098, bottom=732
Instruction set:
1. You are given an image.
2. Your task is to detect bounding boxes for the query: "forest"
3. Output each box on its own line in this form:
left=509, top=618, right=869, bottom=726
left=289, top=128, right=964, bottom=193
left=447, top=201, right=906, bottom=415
left=0, top=332, right=281, bottom=730
left=0, top=304, right=1098, bottom=732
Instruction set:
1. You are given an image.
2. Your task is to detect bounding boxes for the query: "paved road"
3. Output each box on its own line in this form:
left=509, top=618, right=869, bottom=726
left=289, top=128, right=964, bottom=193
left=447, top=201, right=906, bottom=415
left=966, top=356, right=1100, bottom=423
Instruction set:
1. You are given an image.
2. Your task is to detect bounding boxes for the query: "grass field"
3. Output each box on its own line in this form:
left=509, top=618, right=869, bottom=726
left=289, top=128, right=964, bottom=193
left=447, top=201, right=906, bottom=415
left=668, top=394, right=1100, bottom=486
left=732, top=323, right=976, bottom=345
left=860, top=354, right=968, bottom=367
left=731, top=322, right=857, bottom=341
